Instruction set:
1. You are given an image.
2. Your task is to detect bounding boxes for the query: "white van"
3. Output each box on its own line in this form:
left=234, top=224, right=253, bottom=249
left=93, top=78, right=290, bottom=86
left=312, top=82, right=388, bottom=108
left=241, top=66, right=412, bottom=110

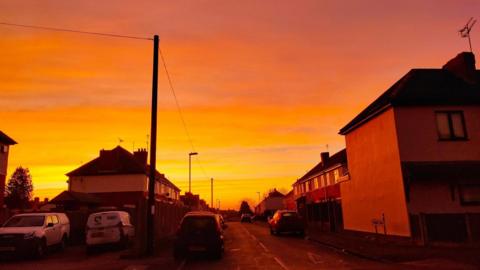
left=85, top=211, right=134, bottom=252
left=0, top=213, right=70, bottom=258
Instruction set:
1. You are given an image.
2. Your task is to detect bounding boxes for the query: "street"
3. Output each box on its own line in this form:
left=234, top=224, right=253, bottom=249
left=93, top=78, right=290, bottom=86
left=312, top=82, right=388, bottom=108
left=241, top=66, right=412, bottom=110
left=173, top=221, right=393, bottom=270
left=0, top=222, right=400, bottom=270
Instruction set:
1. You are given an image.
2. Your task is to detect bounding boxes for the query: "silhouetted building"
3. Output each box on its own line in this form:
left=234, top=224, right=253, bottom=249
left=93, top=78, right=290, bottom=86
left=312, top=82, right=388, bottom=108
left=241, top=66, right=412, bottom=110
left=339, top=52, right=480, bottom=244
left=0, top=131, right=17, bottom=208
left=50, top=191, right=101, bottom=211
left=293, top=149, right=348, bottom=232
left=66, top=146, right=180, bottom=208
left=283, top=190, right=296, bottom=211
left=255, top=189, right=285, bottom=218
left=180, top=192, right=201, bottom=209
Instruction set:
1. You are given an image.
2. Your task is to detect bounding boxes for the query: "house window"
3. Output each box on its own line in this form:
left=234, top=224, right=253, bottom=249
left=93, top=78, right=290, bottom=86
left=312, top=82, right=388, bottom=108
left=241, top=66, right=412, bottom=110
left=459, top=184, right=480, bottom=205
left=333, top=169, right=339, bottom=183
left=314, top=177, right=319, bottom=189
left=435, top=111, right=467, bottom=140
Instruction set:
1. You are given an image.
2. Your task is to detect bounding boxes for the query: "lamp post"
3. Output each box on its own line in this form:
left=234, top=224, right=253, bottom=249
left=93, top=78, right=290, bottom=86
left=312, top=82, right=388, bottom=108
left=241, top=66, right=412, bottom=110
left=188, top=152, right=198, bottom=193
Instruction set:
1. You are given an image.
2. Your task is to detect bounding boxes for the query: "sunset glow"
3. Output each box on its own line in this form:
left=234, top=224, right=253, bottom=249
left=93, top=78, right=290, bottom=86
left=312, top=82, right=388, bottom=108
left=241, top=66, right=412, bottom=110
left=1, top=0, right=478, bottom=209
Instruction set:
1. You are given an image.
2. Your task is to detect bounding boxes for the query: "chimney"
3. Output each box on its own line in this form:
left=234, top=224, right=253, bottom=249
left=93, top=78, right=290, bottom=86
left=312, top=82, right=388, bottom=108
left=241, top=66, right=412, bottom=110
left=443, top=52, right=477, bottom=84
left=321, top=152, right=330, bottom=164
left=133, top=148, right=148, bottom=166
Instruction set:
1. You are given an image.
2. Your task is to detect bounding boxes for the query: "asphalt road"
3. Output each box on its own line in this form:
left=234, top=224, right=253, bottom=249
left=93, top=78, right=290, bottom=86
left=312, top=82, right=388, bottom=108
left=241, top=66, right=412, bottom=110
left=1, top=222, right=469, bottom=270
left=171, top=221, right=395, bottom=270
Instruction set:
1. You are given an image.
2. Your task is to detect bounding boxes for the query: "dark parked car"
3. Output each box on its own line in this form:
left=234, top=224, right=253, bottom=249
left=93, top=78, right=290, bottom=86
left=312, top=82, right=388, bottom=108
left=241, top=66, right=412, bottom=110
left=269, top=210, right=305, bottom=236
left=240, top=213, right=252, bottom=223
left=174, top=211, right=224, bottom=259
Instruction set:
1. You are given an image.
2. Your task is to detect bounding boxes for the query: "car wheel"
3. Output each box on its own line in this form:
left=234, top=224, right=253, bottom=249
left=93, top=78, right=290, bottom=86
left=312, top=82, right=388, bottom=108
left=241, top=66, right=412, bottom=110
left=35, top=238, right=46, bottom=259
left=212, top=248, right=222, bottom=260
left=173, top=248, right=185, bottom=261
left=60, top=235, right=68, bottom=251
left=86, top=245, right=95, bottom=255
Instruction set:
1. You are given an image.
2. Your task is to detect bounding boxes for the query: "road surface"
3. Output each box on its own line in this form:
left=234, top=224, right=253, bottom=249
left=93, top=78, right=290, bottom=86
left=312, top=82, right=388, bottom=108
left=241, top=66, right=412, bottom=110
left=2, top=222, right=468, bottom=270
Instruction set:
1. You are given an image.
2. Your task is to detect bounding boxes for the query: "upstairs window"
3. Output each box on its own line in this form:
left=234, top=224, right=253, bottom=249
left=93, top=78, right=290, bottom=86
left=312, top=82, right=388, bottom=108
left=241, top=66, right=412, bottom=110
left=435, top=111, right=467, bottom=140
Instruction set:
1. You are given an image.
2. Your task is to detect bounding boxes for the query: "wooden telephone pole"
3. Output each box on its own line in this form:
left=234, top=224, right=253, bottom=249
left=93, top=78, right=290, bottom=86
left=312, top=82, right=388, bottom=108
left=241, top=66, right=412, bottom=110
left=147, top=34, right=159, bottom=256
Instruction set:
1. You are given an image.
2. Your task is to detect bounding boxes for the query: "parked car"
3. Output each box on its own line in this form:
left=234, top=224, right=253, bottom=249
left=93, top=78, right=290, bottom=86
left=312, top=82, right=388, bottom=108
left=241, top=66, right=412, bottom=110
left=217, top=214, right=227, bottom=229
left=269, top=210, right=304, bottom=236
left=0, top=212, right=70, bottom=258
left=174, top=211, right=224, bottom=259
left=240, top=213, right=252, bottom=223
left=85, top=211, right=134, bottom=253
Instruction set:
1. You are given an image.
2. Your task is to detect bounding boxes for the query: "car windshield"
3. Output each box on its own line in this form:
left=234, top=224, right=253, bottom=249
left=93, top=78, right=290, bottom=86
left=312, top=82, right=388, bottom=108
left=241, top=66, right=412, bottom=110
left=3, top=216, right=45, bottom=227
left=181, top=216, right=216, bottom=233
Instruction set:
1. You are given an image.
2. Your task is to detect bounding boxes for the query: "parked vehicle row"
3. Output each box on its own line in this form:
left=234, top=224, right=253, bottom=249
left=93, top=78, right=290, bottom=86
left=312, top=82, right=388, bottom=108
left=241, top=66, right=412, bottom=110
left=0, top=210, right=134, bottom=258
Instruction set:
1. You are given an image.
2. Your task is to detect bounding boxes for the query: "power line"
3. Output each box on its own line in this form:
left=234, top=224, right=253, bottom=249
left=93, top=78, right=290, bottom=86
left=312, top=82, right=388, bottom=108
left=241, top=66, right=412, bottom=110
left=1, top=20, right=211, bottom=181
left=0, top=22, right=152, bottom=40
left=159, top=48, right=210, bottom=180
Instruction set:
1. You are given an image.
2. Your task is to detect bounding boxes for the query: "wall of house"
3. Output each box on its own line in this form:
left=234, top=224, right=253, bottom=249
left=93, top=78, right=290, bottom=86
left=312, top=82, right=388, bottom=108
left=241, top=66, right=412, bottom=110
left=0, top=143, right=8, bottom=176
left=395, top=106, right=480, bottom=162
left=0, top=143, right=9, bottom=207
left=265, top=197, right=285, bottom=211
left=409, top=181, right=480, bottom=214
left=70, top=174, right=147, bottom=193
left=341, top=108, right=411, bottom=237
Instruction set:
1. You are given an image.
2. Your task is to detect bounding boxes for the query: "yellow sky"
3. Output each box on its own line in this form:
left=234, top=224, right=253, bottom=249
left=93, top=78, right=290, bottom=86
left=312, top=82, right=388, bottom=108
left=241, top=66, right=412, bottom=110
left=0, top=0, right=477, bottom=209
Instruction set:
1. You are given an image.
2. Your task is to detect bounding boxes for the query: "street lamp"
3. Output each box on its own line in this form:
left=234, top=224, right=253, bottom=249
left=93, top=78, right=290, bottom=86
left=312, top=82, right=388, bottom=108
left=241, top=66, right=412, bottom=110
left=188, top=152, right=198, bottom=193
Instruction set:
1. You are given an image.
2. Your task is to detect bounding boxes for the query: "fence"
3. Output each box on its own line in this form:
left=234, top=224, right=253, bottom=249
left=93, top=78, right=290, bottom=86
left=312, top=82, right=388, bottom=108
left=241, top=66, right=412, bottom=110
left=132, top=199, right=189, bottom=255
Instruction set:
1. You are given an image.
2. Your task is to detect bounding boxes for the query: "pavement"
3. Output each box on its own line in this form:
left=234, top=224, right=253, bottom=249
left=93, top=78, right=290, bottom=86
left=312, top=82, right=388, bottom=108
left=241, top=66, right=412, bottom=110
left=1, top=221, right=477, bottom=270
left=303, top=224, right=480, bottom=269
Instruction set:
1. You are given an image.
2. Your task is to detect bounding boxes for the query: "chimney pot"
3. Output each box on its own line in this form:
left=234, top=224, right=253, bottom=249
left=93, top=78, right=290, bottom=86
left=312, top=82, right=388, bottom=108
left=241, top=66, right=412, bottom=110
left=321, top=152, right=330, bottom=164
left=133, top=149, right=148, bottom=166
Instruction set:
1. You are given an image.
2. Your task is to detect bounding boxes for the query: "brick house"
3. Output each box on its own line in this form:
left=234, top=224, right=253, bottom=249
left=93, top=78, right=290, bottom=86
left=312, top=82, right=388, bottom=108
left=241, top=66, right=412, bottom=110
left=292, top=149, right=349, bottom=232
left=255, top=189, right=285, bottom=218
left=66, top=146, right=180, bottom=208
left=339, top=52, right=480, bottom=244
left=0, top=131, right=17, bottom=208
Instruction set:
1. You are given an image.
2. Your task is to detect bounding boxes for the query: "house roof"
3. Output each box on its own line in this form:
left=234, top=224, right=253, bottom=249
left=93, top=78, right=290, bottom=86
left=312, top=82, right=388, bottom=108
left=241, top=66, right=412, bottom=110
left=50, top=191, right=101, bottom=204
left=339, top=65, right=480, bottom=135
left=295, top=149, right=347, bottom=184
left=0, top=131, right=17, bottom=145
left=66, top=146, right=180, bottom=191
left=268, top=189, right=285, bottom=198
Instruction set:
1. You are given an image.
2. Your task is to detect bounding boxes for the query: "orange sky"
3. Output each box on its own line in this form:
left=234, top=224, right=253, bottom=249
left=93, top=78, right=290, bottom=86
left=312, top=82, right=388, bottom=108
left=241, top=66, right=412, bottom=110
left=0, top=0, right=477, bottom=209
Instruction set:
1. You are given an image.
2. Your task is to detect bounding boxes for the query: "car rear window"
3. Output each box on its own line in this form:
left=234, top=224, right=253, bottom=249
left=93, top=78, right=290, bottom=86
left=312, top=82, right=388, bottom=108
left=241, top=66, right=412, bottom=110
left=4, top=216, right=45, bottom=227
left=181, top=216, right=216, bottom=233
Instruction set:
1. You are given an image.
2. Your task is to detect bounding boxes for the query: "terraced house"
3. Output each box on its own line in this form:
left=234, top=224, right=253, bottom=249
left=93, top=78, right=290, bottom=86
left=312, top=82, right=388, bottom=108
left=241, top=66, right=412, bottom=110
left=293, top=149, right=349, bottom=232
left=0, top=131, right=16, bottom=209
left=339, top=52, right=480, bottom=244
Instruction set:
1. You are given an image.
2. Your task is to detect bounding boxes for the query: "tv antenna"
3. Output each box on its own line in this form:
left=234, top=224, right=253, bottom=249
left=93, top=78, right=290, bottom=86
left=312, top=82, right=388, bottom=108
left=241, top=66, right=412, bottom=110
left=459, top=17, right=476, bottom=52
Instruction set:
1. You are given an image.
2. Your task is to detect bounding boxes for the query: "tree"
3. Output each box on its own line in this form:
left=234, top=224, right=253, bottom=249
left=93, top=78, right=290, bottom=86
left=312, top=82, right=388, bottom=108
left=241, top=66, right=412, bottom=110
left=4, top=167, right=33, bottom=210
left=239, top=200, right=253, bottom=215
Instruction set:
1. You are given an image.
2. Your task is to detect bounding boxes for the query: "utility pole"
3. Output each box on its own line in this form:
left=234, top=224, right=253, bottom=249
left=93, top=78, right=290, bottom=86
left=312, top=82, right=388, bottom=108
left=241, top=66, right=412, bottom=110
left=188, top=152, right=198, bottom=193
left=147, top=34, right=159, bottom=256
left=211, top=178, right=214, bottom=210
